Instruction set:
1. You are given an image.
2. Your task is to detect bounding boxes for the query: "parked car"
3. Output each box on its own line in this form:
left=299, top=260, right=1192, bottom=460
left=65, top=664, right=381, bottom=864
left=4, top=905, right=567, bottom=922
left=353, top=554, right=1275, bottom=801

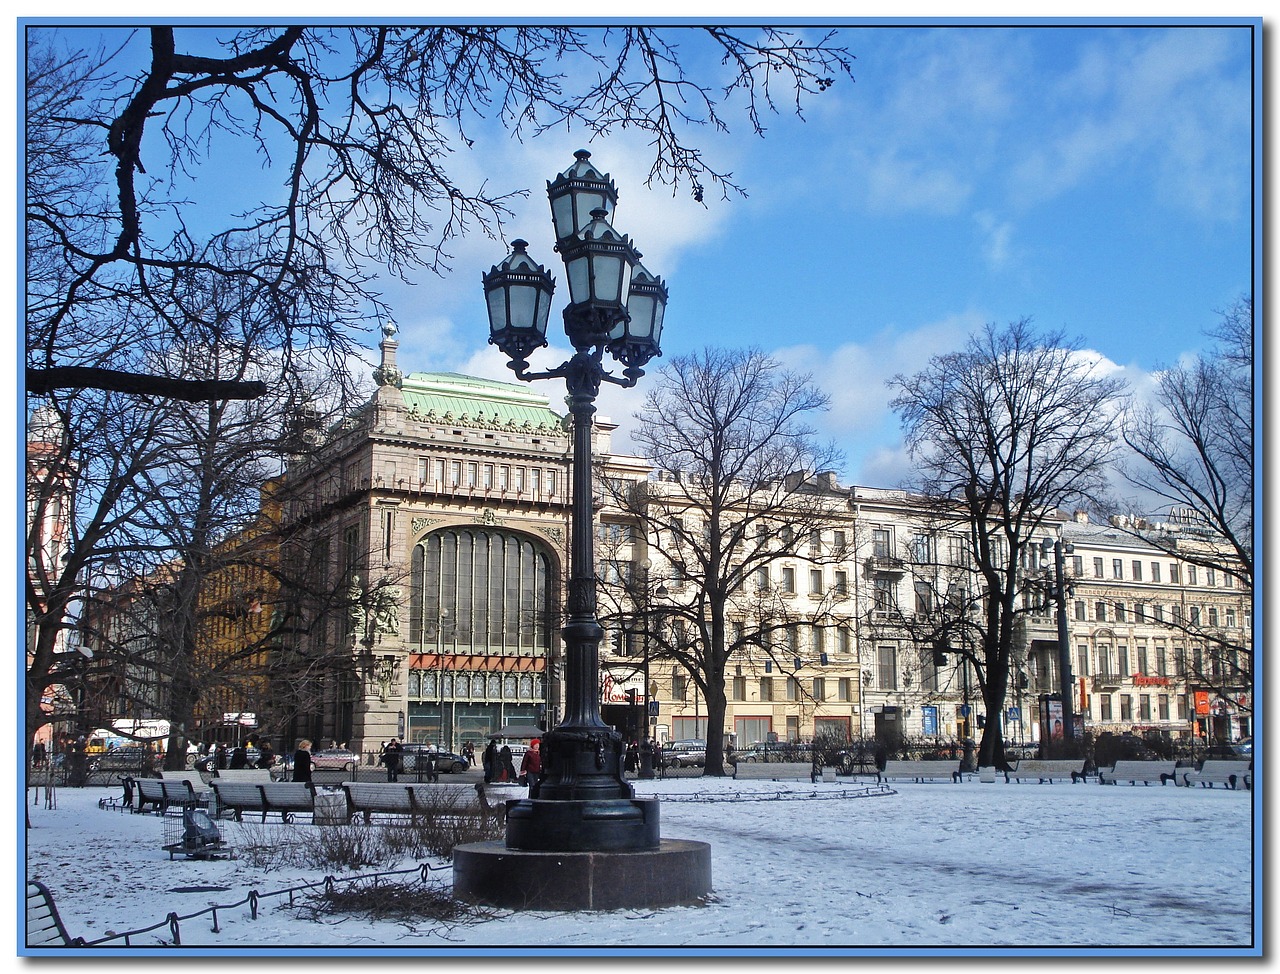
left=736, top=742, right=812, bottom=764
left=401, top=745, right=470, bottom=774
left=663, top=740, right=707, bottom=768
left=86, top=746, right=147, bottom=772
left=281, top=747, right=358, bottom=774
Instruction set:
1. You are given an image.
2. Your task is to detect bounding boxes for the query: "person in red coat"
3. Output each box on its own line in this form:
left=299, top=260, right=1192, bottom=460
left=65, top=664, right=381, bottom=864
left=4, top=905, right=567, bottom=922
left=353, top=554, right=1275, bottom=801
left=520, top=739, right=542, bottom=795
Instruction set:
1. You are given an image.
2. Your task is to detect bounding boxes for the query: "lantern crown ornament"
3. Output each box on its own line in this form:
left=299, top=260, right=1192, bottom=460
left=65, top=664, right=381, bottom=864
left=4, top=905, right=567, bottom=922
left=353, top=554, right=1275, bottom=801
left=546, top=149, right=619, bottom=243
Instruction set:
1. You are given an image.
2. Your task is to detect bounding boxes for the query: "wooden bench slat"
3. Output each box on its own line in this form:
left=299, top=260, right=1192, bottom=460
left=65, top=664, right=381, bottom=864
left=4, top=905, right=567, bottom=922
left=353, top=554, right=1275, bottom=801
left=1181, top=760, right=1252, bottom=789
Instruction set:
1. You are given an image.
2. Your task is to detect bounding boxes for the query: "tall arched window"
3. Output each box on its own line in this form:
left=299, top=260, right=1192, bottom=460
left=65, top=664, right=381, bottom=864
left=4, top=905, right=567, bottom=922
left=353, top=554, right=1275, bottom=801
left=408, top=528, right=554, bottom=655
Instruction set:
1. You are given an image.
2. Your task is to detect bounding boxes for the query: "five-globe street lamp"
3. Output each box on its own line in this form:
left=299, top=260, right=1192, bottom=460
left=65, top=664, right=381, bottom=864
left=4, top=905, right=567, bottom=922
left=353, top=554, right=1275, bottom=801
left=481, top=149, right=668, bottom=853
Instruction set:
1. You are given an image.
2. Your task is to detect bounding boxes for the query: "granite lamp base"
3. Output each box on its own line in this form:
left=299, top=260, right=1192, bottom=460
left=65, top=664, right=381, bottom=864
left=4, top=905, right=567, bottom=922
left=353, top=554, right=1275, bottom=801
left=452, top=838, right=712, bottom=912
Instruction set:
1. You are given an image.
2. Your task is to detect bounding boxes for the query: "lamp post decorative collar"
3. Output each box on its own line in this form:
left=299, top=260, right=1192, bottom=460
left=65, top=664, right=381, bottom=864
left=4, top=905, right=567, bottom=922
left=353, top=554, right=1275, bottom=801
left=480, top=150, right=669, bottom=854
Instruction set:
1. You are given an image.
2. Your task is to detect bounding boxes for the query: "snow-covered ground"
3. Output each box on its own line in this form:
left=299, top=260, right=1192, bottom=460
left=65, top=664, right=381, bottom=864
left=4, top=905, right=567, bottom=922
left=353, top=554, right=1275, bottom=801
left=20, top=775, right=1258, bottom=956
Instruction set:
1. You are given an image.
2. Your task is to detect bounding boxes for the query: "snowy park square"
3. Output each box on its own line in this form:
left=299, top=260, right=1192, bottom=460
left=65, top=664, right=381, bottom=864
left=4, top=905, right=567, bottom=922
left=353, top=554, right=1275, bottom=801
left=22, top=775, right=1257, bottom=954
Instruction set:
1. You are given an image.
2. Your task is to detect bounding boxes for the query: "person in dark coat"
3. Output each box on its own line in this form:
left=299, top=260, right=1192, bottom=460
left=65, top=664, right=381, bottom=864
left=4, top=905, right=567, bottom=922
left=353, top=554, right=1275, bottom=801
left=292, top=739, right=313, bottom=783
left=625, top=740, right=639, bottom=773
left=385, top=739, right=403, bottom=782
left=214, top=743, right=228, bottom=770
left=483, top=740, right=499, bottom=784
left=256, top=740, right=275, bottom=771
left=229, top=744, right=248, bottom=769
left=500, top=744, right=517, bottom=783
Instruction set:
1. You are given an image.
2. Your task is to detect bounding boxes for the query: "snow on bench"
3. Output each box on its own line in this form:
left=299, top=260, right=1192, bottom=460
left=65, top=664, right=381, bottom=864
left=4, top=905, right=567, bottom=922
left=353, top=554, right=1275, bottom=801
left=159, top=770, right=213, bottom=799
left=878, top=760, right=961, bottom=783
left=1180, top=760, right=1252, bottom=790
left=732, top=762, right=818, bottom=781
left=1006, top=759, right=1087, bottom=784
left=1098, top=760, right=1177, bottom=786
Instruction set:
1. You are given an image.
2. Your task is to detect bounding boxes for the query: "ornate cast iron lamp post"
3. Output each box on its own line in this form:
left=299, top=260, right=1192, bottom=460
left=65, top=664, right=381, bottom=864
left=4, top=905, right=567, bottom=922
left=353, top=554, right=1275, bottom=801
left=455, top=151, right=708, bottom=910
left=481, top=149, right=666, bottom=850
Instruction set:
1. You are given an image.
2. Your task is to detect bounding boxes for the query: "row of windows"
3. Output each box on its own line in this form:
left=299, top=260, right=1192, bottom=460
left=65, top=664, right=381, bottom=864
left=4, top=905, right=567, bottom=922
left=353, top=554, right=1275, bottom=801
left=1076, top=642, right=1245, bottom=681
left=1086, top=692, right=1204, bottom=722
left=673, top=674, right=857, bottom=704
left=413, top=457, right=561, bottom=495
left=1078, top=555, right=1235, bottom=588
left=1074, top=599, right=1246, bottom=628
left=407, top=668, right=545, bottom=701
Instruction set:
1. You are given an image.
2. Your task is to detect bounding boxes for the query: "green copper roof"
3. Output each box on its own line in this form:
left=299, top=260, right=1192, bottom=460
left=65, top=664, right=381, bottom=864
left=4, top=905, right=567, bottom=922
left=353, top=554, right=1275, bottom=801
left=400, top=372, right=566, bottom=430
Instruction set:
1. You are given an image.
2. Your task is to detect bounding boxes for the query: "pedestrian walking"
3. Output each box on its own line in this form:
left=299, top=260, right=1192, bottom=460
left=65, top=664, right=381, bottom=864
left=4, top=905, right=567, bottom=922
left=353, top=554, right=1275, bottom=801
left=483, top=740, right=498, bottom=783
left=499, top=744, right=516, bottom=783
left=292, top=739, right=313, bottom=783
left=625, top=740, right=639, bottom=773
left=520, top=739, right=542, bottom=795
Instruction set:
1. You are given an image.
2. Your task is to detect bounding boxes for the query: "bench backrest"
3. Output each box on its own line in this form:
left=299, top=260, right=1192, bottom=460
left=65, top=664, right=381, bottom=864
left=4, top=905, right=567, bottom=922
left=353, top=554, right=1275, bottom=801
left=160, top=770, right=209, bottom=791
left=883, top=760, right=956, bottom=772
left=27, top=881, right=74, bottom=947
left=159, top=779, right=197, bottom=802
left=211, top=781, right=267, bottom=806
left=1111, top=760, right=1175, bottom=772
left=214, top=769, right=272, bottom=783
left=1013, top=760, right=1084, bottom=773
left=342, top=782, right=415, bottom=812
left=1197, top=760, right=1251, bottom=773
left=135, top=778, right=166, bottom=798
left=405, top=784, right=477, bottom=811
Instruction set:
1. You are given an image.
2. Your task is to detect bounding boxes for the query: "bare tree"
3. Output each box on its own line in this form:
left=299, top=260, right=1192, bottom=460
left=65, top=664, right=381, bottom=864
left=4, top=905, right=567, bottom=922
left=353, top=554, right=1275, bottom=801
left=1113, top=296, right=1253, bottom=715
left=602, top=347, right=848, bottom=775
left=888, top=319, right=1128, bottom=768
left=26, top=26, right=855, bottom=398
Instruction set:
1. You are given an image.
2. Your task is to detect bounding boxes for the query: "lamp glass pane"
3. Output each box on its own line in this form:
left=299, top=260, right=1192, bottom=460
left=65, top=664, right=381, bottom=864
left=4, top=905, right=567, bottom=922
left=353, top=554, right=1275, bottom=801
left=626, top=294, right=655, bottom=338
left=567, top=255, right=591, bottom=305
left=550, top=195, right=575, bottom=241
left=577, top=191, right=609, bottom=231
left=486, top=287, right=509, bottom=332
left=593, top=253, right=623, bottom=304
left=508, top=283, right=540, bottom=333
left=651, top=301, right=665, bottom=347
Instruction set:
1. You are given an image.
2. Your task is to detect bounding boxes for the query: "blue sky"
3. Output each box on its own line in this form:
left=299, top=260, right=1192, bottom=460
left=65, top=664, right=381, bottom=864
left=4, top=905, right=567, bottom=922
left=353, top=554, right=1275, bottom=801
left=368, top=22, right=1256, bottom=489
left=16, top=18, right=1259, bottom=491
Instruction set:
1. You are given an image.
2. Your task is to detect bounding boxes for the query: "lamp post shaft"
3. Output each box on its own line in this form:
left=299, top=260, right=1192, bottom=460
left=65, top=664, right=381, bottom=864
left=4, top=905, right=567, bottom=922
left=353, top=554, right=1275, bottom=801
left=1053, top=541, right=1075, bottom=745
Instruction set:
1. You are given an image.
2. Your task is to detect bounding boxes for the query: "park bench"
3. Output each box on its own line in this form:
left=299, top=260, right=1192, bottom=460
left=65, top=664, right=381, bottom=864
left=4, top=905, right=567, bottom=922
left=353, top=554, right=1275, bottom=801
left=1006, top=759, right=1088, bottom=784
left=159, top=770, right=213, bottom=801
left=212, top=768, right=272, bottom=784
left=1180, top=760, right=1252, bottom=790
left=342, top=781, right=504, bottom=824
left=878, top=760, right=961, bottom=784
left=26, top=881, right=79, bottom=948
left=210, top=780, right=317, bottom=822
left=133, top=777, right=201, bottom=813
left=1098, top=760, right=1177, bottom=786
left=732, top=762, right=821, bottom=782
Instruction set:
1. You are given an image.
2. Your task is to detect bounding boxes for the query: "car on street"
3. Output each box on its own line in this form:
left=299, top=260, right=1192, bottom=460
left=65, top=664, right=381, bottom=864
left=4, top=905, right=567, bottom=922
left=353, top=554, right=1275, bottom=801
left=280, top=747, right=358, bottom=775
left=86, top=746, right=148, bottom=772
left=663, top=740, right=707, bottom=768
left=736, top=742, right=812, bottom=763
left=400, top=745, right=470, bottom=774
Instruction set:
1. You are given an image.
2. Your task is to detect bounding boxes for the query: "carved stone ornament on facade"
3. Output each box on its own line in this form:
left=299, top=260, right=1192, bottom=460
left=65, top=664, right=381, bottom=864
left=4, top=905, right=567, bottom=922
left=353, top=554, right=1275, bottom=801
left=373, top=364, right=404, bottom=389
left=473, top=509, right=505, bottom=526
left=411, top=516, right=443, bottom=536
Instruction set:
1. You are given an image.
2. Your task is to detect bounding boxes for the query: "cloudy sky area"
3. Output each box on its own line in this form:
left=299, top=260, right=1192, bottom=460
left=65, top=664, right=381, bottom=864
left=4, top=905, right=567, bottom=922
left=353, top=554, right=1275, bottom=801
left=367, top=22, right=1254, bottom=491
left=22, top=20, right=1252, bottom=492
